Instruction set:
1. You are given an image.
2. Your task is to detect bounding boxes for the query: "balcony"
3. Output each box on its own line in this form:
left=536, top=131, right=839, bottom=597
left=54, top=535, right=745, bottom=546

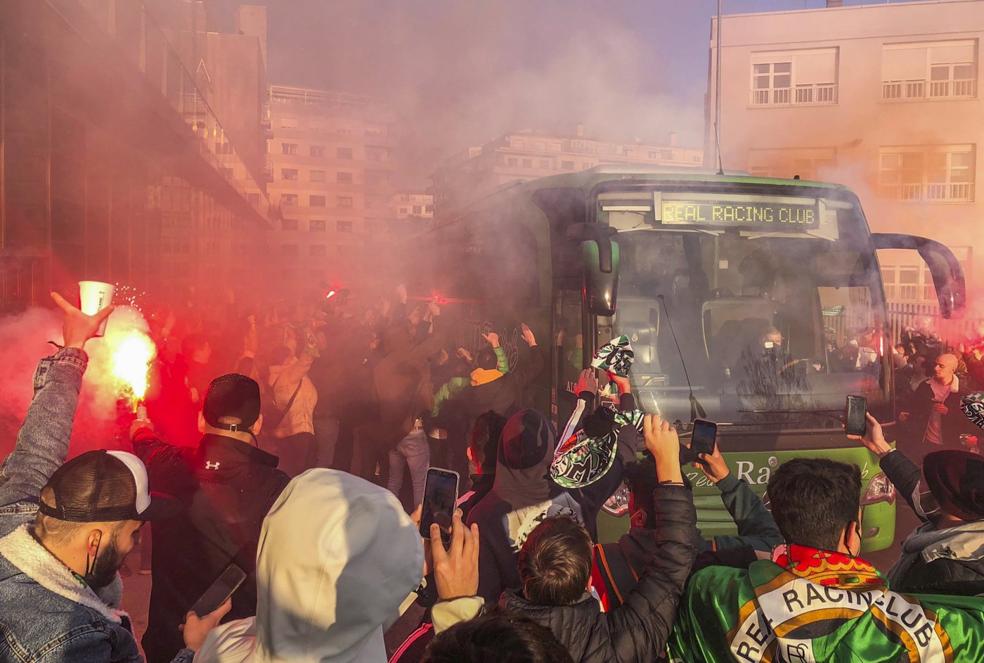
left=882, top=182, right=973, bottom=202
left=751, top=83, right=836, bottom=106
left=882, top=78, right=976, bottom=101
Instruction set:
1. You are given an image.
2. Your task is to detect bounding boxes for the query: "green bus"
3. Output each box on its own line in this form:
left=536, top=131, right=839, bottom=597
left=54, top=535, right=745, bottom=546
left=411, top=166, right=967, bottom=552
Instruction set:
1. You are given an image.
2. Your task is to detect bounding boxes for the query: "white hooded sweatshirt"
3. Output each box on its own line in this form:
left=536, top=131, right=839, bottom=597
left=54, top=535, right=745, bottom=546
left=195, top=469, right=424, bottom=663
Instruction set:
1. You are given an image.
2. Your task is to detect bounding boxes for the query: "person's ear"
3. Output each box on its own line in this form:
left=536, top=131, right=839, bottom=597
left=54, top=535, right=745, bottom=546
left=197, top=412, right=207, bottom=434
left=251, top=414, right=263, bottom=436
left=85, top=528, right=103, bottom=556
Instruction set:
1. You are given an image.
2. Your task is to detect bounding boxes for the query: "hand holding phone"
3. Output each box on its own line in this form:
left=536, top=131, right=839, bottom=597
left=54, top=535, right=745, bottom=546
left=680, top=419, right=717, bottom=465
left=845, top=395, right=867, bottom=437
left=190, top=564, right=246, bottom=617
left=420, top=467, right=460, bottom=546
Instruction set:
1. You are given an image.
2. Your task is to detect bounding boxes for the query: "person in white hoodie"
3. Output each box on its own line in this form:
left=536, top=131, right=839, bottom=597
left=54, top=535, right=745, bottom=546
left=194, top=469, right=425, bottom=663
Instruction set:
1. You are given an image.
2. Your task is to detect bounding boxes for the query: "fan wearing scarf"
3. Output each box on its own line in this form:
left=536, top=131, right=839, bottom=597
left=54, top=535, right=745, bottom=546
left=669, top=456, right=984, bottom=662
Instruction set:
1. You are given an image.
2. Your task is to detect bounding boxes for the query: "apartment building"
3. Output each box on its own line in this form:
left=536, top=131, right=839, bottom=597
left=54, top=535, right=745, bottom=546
left=431, top=128, right=703, bottom=218
left=708, top=0, right=983, bottom=304
left=394, top=192, right=435, bottom=220
left=267, top=85, right=396, bottom=287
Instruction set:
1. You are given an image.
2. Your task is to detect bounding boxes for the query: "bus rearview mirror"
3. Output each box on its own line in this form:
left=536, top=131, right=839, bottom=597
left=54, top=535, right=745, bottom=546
left=871, top=233, right=967, bottom=319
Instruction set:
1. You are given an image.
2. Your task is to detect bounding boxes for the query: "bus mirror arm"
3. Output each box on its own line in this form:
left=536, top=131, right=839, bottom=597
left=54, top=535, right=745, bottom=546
left=871, top=233, right=967, bottom=319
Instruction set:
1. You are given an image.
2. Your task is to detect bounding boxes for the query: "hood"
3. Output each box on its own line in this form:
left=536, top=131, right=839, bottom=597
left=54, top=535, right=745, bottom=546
left=253, top=470, right=423, bottom=663
left=492, top=410, right=558, bottom=508
left=901, top=520, right=984, bottom=564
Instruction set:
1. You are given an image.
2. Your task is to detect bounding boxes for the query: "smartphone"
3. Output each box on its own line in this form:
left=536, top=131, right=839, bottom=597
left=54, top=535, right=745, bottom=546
left=420, top=467, right=459, bottom=542
left=846, top=395, right=867, bottom=437
left=191, top=563, right=247, bottom=617
left=691, top=419, right=718, bottom=457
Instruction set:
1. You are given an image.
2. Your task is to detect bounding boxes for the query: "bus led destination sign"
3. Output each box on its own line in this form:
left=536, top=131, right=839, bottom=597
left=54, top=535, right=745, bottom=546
left=659, top=199, right=819, bottom=229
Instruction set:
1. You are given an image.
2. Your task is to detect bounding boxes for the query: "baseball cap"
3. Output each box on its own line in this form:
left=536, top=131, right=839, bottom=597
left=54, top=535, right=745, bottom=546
left=203, top=373, right=261, bottom=431
left=923, top=450, right=984, bottom=521
left=39, top=450, right=178, bottom=522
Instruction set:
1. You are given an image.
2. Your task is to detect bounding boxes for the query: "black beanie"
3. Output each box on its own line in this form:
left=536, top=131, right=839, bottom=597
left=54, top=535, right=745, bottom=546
left=499, top=410, right=555, bottom=470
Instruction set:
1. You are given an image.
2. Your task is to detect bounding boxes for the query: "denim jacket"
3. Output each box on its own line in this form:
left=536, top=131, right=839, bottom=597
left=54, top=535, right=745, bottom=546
left=0, top=348, right=192, bottom=663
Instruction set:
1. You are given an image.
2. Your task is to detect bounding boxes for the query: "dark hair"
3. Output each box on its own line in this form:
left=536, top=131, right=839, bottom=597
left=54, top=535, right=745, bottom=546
left=423, top=608, right=574, bottom=663
left=476, top=348, right=498, bottom=371
left=518, top=517, right=592, bottom=606
left=623, top=458, right=659, bottom=528
left=767, top=458, right=861, bottom=550
left=469, top=411, right=506, bottom=475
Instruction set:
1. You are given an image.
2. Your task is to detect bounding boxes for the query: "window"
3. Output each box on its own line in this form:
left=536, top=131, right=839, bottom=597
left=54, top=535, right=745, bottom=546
left=310, top=195, right=326, bottom=207
left=310, top=219, right=326, bottom=232
left=337, top=147, right=353, bottom=159
left=366, top=170, right=390, bottom=186
left=522, top=158, right=533, bottom=168
left=425, top=204, right=434, bottom=214
left=882, top=40, right=977, bottom=100
left=365, top=126, right=385, bottom=137
left=337, top=171, right=353, bottom=184
left=883, top=267, right=897, bottom=300
left=539, top=159, right=550, bottom=169
left=751, top=48, right=838, bottom=106
left=337, top=221, right=353, bottom=232
left=879, top=145, right=975, bottom=201
left=281, top=168, right=298, bottom=181
left=310, top=169, right=325, bottom=182
left=281, top=193, right=298, bottom=207
left=337, top=195, right=353, bottom=208
left=280, top=117, right=298, bottom=128
left=310, top=245, right=327, bottom=257
left=561, top=160, right=575, bottom=169
left=282, top=244, right=298, bottom=256
left=507, top=157, right=518, bottom=166
left=282, top=143, right=298, bottom=155
left=282, top=219, right=298, bottom=231
left=412, top=205, right=422, bottom=215
left=310, top=145, right=325, bottom=158
left=898, top=266, right=920, bottom=301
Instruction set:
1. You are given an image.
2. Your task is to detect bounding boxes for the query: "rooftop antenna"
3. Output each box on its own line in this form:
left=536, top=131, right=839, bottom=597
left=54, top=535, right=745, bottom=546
left=714, top=0, right=725, bottom=175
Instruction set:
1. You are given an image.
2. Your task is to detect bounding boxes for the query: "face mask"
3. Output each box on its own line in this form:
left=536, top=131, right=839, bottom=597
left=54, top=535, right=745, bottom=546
left=84, top=531, right=125, bottom=590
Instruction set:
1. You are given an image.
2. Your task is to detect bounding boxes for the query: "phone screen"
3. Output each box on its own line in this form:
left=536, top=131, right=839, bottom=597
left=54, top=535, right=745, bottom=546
left=846, top=395, right=867, bottom=436
left=420, top=467, right=459, bottom=541
left=691, top=419, right=718, bottom=457
left=191, top=564, right=247, bottom=617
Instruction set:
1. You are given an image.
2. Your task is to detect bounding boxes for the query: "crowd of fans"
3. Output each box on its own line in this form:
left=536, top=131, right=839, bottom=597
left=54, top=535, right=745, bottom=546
left=0, top=291, right=981, bottom=662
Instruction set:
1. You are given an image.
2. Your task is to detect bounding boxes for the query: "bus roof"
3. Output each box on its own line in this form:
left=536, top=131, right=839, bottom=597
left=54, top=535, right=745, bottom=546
left=523, top=165, right=849, bottom=192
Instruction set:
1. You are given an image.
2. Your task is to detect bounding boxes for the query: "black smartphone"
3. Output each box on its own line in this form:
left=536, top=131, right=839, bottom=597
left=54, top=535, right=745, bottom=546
left=420, top=467, right=459, bottom=542
left=846, top=395, right=867, bottom=437
left=191, top=564, right=247, bottom=617
left=691, top=419, right=718, bottom=457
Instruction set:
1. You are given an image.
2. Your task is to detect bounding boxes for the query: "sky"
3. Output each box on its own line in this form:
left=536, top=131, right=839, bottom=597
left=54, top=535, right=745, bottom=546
left=208, top=0, right=924, bottom=180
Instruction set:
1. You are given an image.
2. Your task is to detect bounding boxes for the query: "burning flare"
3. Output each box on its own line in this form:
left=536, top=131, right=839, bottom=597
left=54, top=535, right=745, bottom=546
left=110, top=330, right=157, bottom=410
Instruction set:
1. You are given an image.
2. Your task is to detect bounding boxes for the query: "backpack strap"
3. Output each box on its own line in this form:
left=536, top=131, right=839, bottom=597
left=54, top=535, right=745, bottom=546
left=592, top=542, right=640, bottom=611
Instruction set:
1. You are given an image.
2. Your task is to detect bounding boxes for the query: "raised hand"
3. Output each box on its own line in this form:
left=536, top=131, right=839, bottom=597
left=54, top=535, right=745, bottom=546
left=847, top=413, right=893, bottom=458
left=50, top=292, right=114, bottom=350
left=520, top=323, right=537, bottom=348
left=430, top=510, right=480, bottom=600
left=481, top=332, right=500, bottom=348
left=643, top=414, right=684, bottom=484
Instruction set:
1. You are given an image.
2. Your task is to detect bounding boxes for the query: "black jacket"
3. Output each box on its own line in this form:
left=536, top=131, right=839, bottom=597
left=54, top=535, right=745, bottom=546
left=499, top=484, right=698, bottom=663
left=452, top=344, right=545, bottom=420
left=134, top=431, right=290, bottom=663
left=901, top=379, right=975, bottom=456
left=882, top=450, right=984, bottom=596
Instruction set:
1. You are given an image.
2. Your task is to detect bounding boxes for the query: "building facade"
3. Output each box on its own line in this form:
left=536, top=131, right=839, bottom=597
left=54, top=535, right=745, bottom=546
left=0, top=0, right=272, bottom=310
left=708, top=0, right=982, bottom=305
left=266, top=85, right=396, bottom=289
left=431, top=128, right=703, bottom=218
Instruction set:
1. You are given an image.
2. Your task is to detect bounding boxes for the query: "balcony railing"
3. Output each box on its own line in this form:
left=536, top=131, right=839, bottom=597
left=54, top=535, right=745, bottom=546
left=882, top=182, right=973, bottom=202
left=883, top=78, right=976, bottom=100
left=752, top=83, right=836, bottom=106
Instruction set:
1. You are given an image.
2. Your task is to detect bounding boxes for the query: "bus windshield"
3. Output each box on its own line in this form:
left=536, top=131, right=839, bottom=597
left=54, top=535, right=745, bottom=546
left=597, top=188, right=890, bottom=429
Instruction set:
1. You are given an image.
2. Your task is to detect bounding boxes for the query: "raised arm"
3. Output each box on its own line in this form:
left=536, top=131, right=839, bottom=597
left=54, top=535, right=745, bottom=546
left=0, top=293, right=112, bottom=511
left=608, top=415, right=698, bottom=662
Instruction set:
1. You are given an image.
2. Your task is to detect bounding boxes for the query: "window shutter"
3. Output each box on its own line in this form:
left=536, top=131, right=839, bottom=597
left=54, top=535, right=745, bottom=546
left=794, top=50, right=837, bottom=85
left=882, top=46, right=928, bottom=80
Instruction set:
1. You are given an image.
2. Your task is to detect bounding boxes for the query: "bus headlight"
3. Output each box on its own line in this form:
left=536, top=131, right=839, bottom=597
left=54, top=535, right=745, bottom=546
left=861, top=472, right=895, bottom=506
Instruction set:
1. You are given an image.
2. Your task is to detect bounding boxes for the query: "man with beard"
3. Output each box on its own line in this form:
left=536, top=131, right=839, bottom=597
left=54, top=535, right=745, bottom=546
left=0, top=292, right=226, bottom=662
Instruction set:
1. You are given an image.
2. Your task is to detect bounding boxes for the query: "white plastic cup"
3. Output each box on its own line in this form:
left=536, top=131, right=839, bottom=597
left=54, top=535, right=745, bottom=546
left=78, top=280, right=115, bottom=336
